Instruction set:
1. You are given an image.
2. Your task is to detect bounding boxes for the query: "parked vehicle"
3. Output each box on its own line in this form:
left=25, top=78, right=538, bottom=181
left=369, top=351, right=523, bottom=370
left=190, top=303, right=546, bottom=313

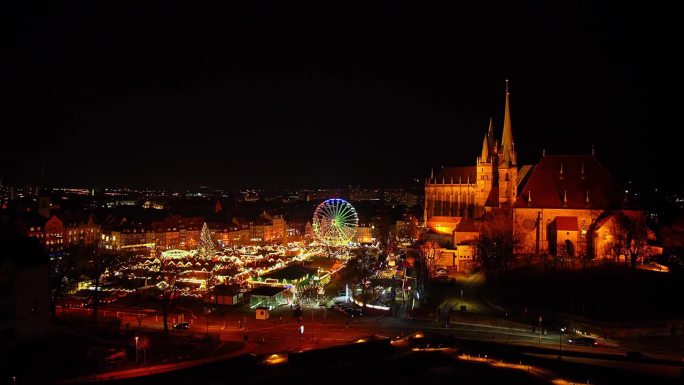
left=104, top=349, right=127, bottom=363
left=173, top=322, right=190, bottom=330
left=345, top=308, right=363, bottom=317
left=567, top=337, right=597, bottom=347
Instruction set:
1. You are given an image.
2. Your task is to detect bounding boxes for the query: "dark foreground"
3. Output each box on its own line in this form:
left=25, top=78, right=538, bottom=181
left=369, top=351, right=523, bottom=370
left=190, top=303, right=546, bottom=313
left=48, top=333, right=683, bottom=385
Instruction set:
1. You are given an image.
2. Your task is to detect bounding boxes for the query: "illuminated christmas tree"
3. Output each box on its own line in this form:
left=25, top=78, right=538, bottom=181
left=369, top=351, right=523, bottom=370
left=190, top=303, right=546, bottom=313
left=196, top=222, right=216, bottom=258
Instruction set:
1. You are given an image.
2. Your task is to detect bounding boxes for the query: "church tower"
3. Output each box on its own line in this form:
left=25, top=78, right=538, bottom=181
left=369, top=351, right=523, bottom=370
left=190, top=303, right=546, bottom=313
left=475, top=117, right=496, bottom=216
left=498, top=79, right=518, bottom=207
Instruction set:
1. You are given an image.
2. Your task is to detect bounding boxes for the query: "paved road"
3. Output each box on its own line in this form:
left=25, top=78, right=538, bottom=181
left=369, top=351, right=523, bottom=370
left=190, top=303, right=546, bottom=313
left=58, top=304, right=684, bottom=384
left=58, top=304, right=623, bottom=356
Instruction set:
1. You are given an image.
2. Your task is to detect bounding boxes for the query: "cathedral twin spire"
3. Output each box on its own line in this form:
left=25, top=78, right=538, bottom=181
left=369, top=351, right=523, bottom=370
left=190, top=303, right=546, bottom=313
left=479, top=80, right=517, bottom=167
left=500, top=79, right=516, bottom=167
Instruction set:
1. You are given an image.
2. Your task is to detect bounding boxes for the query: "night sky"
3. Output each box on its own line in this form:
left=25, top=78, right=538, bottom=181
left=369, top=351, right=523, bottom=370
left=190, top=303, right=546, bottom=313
left=2, top=1, right=681, bottom=190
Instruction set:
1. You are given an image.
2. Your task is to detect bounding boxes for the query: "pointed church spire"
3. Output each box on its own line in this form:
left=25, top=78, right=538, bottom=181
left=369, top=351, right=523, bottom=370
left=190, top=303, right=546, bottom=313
left=581, top=162, right=585, bottom=179
left=500, top=79, right=516, bottom=166
left=563, top=189, right=568, bottom=208
left=430, top=167, right=434, bottom=181
left=450, top=176, right=454, bottom=184
left=559, top=162, right=564, bottom=179
left=527, top=190, right=532, bottom=207
left=486, top=117, right=495, bottom=152
left=487, top=116, right=494, bottom=138
left=480, top=134, right=489, bottom=163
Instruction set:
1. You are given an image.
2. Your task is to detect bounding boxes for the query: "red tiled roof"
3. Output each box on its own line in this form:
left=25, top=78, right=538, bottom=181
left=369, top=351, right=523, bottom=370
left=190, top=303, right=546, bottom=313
left=514, top=155, right=627, bottom=209
left=555, top=216, right=578, bottom=231
left=151, top=215, right=205, bottom=232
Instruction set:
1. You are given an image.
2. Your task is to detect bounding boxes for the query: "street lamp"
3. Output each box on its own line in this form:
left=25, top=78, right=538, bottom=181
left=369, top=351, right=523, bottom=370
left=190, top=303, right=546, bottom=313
left=204, top=307, right=212, bottom=335
left=538, top=316, right=542, bottom=343
left=298, top=325, right=304, bottom=349
left=559, top=327, right=566, bottom=359
left=134, top=336, right=139, bottom=364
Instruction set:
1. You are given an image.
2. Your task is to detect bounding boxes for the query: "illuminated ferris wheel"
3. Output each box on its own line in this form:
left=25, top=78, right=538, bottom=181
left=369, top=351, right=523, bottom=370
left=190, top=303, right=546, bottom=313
left=312, top=198, right=359, bottom=247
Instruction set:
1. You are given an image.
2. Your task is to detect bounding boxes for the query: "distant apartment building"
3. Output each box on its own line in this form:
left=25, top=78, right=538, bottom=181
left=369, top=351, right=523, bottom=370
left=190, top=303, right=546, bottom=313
left=271, top=216, right=286, bottom=242
left=100, top=215, right=126, bottom=250
left=43, top=215, right=66, bottom=252
left=120, top=222, right=153, bottom=248
left=62, top=212, right=100, bottom=247
left=241, top=213, right=288, bottom=244
left=208, top=222, right=239, bottom=246
left=151, top=215, right=204, bottom=250
left=16, top=211, right=101, bottom=252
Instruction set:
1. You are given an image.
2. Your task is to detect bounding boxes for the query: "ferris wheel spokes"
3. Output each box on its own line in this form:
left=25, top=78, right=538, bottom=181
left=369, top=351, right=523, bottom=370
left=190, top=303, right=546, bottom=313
left=312, top=198, right=359, bottom=247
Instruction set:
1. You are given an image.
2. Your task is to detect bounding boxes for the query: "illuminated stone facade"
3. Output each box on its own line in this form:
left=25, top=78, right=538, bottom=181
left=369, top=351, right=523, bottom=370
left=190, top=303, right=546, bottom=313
left=425, top=81, right=642, bottom=261
left=512, top=154, right=641, bottom=259
left=424, top=80, right=518, bottom=233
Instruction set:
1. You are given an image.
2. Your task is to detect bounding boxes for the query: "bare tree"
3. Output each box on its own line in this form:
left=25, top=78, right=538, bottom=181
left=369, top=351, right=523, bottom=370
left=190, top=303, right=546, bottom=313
left=48, top=243, right=88, bottom=320
left=410, top=240, right=440, bottom=303
left=88, top=247, right=127, bottom=324
left=158, top=258, right=181, bottom=336
left=419, top=240, right=439, bottom=274
left=607, top=213, right=650, bottom=269
left=622, top=214, right=650, bottom=269
left=347, top=248, right=376, bottom=307
left=476, top=210, right=518, bottom=279
left=608, top=218, right=627, bottom=263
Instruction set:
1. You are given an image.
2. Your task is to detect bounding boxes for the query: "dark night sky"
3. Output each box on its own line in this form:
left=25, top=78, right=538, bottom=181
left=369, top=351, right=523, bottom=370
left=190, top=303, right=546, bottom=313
left=1, top=1, right=681, bottom=190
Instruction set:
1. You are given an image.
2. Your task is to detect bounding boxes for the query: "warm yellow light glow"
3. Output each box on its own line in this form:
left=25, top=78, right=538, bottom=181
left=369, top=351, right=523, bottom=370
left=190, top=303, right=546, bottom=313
left=264, top=354, right=287, bottom=365
left=412, top=347, right=451, bottom=352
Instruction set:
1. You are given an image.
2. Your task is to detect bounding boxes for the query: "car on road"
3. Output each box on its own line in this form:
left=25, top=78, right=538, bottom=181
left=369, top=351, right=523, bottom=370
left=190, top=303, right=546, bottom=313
left=345, top=308, right=362, bottom=317
left=173, top=322, right=190, bottom=330
left=567, top=337, right=597, bottom=347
